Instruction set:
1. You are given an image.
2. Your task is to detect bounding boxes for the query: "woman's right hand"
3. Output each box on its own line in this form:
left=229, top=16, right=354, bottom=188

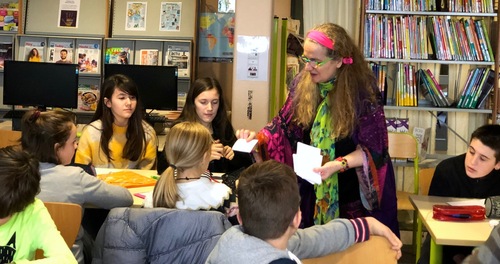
left=235, top=129, right=256, bottom=141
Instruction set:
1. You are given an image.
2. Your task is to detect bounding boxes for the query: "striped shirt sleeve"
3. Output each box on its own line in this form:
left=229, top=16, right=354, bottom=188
left=349, top=217, right=370, bottom=243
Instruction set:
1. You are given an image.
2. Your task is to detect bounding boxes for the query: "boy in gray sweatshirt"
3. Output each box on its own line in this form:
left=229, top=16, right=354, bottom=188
left=206, top=160, right=402, bottom=264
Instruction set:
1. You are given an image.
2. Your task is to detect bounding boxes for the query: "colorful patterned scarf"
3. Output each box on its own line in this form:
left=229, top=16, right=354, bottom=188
left=311, top=81, right=339, bottom=224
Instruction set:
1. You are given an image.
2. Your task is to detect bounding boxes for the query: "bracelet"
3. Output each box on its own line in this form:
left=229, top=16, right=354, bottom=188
left=335, top=156, right=349, bottom=173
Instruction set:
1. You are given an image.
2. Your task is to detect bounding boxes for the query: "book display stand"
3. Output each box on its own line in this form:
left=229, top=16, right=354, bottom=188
left=0, top=0, right=197, bottom=121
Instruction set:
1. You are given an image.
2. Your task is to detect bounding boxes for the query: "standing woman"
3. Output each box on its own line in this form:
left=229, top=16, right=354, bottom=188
left=76, top=74, right=157, bottom=169
left=244, top=23, right=398, bottom=235
left=175, top=77, right=253, bottom=173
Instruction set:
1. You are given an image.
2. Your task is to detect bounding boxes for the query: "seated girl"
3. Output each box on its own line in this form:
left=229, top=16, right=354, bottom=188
left=76, top=74, right=157, bottom=169
left=145, top=122, right=235, bottom=214
left=166, top=77, right=253, bottom=174
left=21, top=109, right=133, bottom=264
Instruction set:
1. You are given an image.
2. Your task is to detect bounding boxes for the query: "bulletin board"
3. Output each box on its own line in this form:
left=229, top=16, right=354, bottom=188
left=24, top=0, right=109, bottom=37
left=111, top=0, right=196, bottom=39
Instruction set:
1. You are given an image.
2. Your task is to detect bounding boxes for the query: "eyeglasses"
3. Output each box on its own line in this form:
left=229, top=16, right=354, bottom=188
left=300, top=55, right=332, bottom=69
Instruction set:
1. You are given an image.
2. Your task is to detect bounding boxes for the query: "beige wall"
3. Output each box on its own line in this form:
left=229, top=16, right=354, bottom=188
left=197, top=0, right=291, bottom=110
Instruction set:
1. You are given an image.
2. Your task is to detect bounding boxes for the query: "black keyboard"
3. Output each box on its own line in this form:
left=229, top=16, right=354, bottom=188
left=3, top=110, right=28, bottom=119
left=145, top=115, right=166, bottom=124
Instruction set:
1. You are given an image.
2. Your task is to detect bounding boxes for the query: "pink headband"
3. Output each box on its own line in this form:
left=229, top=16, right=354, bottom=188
left=307, top=30, right=334, bottom=50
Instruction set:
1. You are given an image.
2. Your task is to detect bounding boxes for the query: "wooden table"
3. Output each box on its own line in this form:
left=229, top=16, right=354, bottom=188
left=95, top=168, right=157, bottom=208
left=409, top=195, right=493, bottom=264
left=95, top=168, right=226, bottom=208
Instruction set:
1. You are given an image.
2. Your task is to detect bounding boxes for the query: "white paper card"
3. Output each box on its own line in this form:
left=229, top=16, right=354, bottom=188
left=297, top=142, right=321, bottom=156
left=292, top=142, right=322, bottom=185
left=447, top=199, right=485, bottom=207
left=232, top=139, right=258, bottom=153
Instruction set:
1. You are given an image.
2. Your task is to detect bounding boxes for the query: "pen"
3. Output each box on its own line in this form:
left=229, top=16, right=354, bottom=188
left=448, top=214, right=471, bottom=219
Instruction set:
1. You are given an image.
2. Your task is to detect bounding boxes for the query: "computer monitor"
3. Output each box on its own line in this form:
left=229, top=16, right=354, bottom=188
left=3, top=60, right=79, bottom=109
left=104, top=64, right=178, bottom=110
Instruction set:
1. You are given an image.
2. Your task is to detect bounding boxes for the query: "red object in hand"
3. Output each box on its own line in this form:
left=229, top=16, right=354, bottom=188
left=432, top=205, right=486, bottom=221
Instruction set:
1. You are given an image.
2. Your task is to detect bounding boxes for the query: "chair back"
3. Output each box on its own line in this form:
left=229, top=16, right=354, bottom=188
left=388, top=132, right=419, bottom=159
left=0, top=130, right=21, bottom=148
left=35, top=202, right=82, bottom=259
left=301, top=236, right=397, bottom=264
left=387, top=132, right=419, bottom=195
left=43, top=202, right=82, bottom=247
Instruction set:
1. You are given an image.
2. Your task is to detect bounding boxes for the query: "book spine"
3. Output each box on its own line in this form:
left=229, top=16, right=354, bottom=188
left=457, top=68, right=476, bottom=108
left=426, top=69, right=450, bottom=106
left=469, top=68, right=490, bottom=108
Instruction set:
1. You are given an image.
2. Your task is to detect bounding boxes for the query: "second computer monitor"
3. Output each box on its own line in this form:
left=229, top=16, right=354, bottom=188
left=104, top=64, right=178, bottom=110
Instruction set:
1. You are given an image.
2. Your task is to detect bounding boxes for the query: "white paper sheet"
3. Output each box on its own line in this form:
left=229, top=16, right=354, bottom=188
left=447, top=199, right=485, bottom=207
left=232, top=138, right=258, bottom=153
left=292, top=143, right=322, bottom=185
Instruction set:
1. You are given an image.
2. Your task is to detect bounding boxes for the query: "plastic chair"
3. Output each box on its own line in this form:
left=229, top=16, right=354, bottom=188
left=301, top=236, right=398, bottom=264
left=36, top=202, right=82, bottom=259
left=387, top=132, right=419, bottom=260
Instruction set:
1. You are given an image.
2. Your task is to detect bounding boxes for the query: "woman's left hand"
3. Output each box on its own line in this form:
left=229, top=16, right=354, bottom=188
left=313, top=161, right=342, bottom=180
left=235, top=129, right=256, bottom=141
left=223, top=145, right=234, bottom=160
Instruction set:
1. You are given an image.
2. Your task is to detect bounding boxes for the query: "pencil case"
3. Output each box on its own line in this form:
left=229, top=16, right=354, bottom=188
left=432, top=204, right=485, bottom=221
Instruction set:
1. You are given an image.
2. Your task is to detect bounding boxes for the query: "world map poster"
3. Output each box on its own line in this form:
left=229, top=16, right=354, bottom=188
left=199, top=13, right=234, bottom=62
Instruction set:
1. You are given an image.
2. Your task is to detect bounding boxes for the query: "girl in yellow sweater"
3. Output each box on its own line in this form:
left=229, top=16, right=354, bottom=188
left=76, top=74, right=157, bottom=169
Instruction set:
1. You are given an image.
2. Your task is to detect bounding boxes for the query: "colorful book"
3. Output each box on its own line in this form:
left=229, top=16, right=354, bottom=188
left=467, top=68, right=489, bottom=108
left=77, top=84, right=100, bottom=111
left=425, top=69, right=450, bottom=106
left=139, top=49, right=159, bottom=65
left=457, top=68, right=477, bottom=108
left=476, top=70, right=496, bottom=109
left=463, top=68, right=486, bottom=108
left=48, top=41, right=74, bottom=64
left=0, top=42, right=12, bottom=68
left=24, top=41, right=45, bottom=62
left=471, top=69, right=494, bottom=108
left=165, top=45, right=190, bottom=78
left=105, top=47, right=130, bottom=64
left=77, top=43, right=100, bottom=73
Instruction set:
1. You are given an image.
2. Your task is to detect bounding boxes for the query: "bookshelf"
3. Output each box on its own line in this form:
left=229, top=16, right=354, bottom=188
left=359, top=0, right=500, bottom=157
left=0, top=0, right=197, bottom=121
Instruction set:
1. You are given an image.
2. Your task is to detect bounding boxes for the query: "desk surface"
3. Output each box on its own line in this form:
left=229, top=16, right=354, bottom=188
left=96, top=168, right=156, bottom=208
left=410, top=195, right=492, bottom=247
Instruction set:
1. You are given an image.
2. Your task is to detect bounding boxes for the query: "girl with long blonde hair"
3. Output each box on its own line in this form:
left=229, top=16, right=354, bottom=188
left=149, top=122, right=232, bottom=211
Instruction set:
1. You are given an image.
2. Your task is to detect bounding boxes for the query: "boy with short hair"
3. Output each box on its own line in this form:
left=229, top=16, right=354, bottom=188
left=0, top=146, right=77, bottom=263
left=206, top=160, right=402, bottom=264
left=419, top=124, right=500, bottom=263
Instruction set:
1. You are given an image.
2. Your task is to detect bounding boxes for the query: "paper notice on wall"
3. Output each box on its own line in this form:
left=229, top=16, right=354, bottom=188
left=236, top=35, right=269, bottom=81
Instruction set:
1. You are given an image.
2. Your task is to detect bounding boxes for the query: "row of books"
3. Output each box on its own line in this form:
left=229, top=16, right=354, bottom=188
left=456, top=67, right=495, bottom=109
left=365, top=0, right=494, bottom=13
left=395, top=64, right=418, bottom=106
left=364, top=15, right=494, bottom=61
left=429, top=17, right=493, bottom=61
left=96, top=46, right=190, bottom=77
left=370, top=63, right=496, bottom=108
left=5, top=42, right=191, bottom=77
left=364, top=15, right=429, bottom=59
left=371, top=63, right=388, bottom=105
left=22, top=41, right=100, bottom=73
